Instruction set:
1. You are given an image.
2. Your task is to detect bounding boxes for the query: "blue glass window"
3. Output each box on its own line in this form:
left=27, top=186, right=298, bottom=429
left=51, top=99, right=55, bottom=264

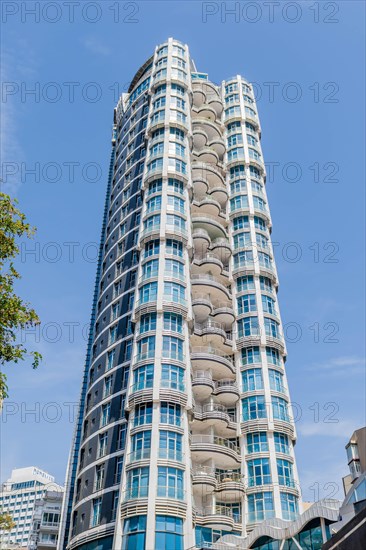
left=233, top=231, right=251, bottom=249
left=160, top=402, right=181, bottom=426
left=136, top=336, right=155, bottom=361
left=247, top=432, right=268, bottom=454
left=163, top=312, right=183, bottom=333
left=134, top=403, right=153, bottom=426
left=237, top=316, right=259, bottom=337
left=126, top=467, right=149, bottom=500
left=280, top=492, right=298, bottom=520
left=161, top=363, right=184, bottom=390
left=247, top=492, right=274, bottom=522
left=144, top=240, right=159, bottom=258
left=254, top=216, right=266, bottom=231
left=264, top=317, right=280, bottom=338
left=242, top=346, right=261, bottom=365
left=266, top=347, right=281, bottom=366
left=230, top=195, right=248, bottom=211
left=140, top=282, right=157, bottom=303
left=242, top=396, right=267, bottom=421
left=233, top=250, right=254, bottom=269
left=237, top=275, right=254, bottom=292
left=272, top=397, right=290, bottom=422
left=141, top=259, right=159, bottom=279
left=262, top=295, right=276, bottom=315
left=166, top=239, right=183, bottom=257
left=157, top=467, right=184, bottom=499
left=277, top=459, right=295, bottom=488
left=233, top=215, right=249, bottom=231
left=122, top=515, right=146, bottom=550
left=155, top=516, right=183, bottom=550
left=159, top=430, right=183, bottom=461
left=131, top=431, right=151, bottom=461
left=242, top=368, right=263, bottom=392
left=139, top=313, right=157, bottom=334
left=237, top=294, right=257, bottom=314
left=133, top=364, right=153, bottom=391
left=274, top=432, right=290, bottom=454
left=247, top=458, right=271, bottom=486
left=269, top=369, right=285, bottom=393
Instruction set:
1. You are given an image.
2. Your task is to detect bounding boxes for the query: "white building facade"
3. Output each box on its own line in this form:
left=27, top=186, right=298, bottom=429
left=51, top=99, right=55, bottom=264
left=0, top=467, right=63, bottom=549
left=59, top=39, right=301, bottom=550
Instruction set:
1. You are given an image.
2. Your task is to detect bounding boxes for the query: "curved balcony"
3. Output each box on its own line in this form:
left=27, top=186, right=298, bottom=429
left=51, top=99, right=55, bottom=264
left=192, top=214, right=228, bottom=241
left=164, top=224, right=188, bottom=243
left=192, top=86, right=206, bottom=108
left=191, top=197, right=224, bottom=219
left=192, top=119, right=223, bottom=148
left=211, top=304, right=236, bottom=328
left=191, top=274, right=231, bottom=302
left=193, top=146, right=220, bottom=165
left=195, top=503, right=241, bottom=529
left=193, top=128, right=226, bottom=159
left=192, top=320, right=233, bottom=354
left=232, top=260, right=255, bottom=279
left=191, top=253, right=229, bottom=279
left=209, top=185, right=229, bottom=207
left=190, top=434, right=241, bottom=469
left=192, top=370, right=215, bottom=401
left=253, top=206, right=271, bottom=226
left=192, top=162, right=226, bottom=190
left=192, top=403, right=237, bottom=436
left=216, top=472, right=246, bottom=502
left=210, top=238, right=232, bottom=263
left=192, top=372, right=239, bottom=406
left=191, top=346, right=235, bottom=378
left=192, top=294, right=234, bottom=327
left=192, top=228, right=211, bottom=256
left=214, top=379, right=240, bottom=406
left=192, top=103, right=218, bottom=122
left=191, top=466, right=216, bottom=494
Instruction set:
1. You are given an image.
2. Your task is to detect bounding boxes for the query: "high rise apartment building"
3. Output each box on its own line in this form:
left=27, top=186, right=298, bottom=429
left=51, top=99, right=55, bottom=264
left=59, top=38, right=301, bottom=550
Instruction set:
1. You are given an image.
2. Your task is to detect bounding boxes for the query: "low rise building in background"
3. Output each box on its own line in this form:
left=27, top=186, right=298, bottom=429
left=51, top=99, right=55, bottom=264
left=0, top=467, right=63, bottom=549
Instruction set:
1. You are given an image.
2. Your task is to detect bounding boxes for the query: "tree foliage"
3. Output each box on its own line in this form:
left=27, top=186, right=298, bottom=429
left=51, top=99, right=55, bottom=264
left=0, top=510, right=15, bottom=531
left=0, top=192, right=41, bottom=402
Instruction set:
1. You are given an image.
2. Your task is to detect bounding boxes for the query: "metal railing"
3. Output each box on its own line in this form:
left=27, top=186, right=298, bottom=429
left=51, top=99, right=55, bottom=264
left=190, top=434, right=239, bottom=454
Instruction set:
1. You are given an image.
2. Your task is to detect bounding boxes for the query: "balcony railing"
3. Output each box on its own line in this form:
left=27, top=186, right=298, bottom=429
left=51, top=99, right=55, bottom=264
left=130, top=379, right=154, bottom=393
left=191, top=346, right=235, bottom=365
left=128, top=448, right=151, bottom=462
left=124, top=486, right=149, bottom=501
left=158, top=448, right=184, bottom=461
left=160, top=379, right=185, bottom=392
left=190, top=434, right=239, bottom=454
left=156, top=486, right=185, bottom=500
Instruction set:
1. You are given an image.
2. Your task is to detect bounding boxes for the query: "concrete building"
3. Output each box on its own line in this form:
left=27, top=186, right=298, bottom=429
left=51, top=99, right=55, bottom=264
left=59, top=38, right=302, bottom=550
left=0, top=467, right=63, bottom=549
left=322, top=427, right=366, bottom=550
left=29, top=490, right=64, bottom=549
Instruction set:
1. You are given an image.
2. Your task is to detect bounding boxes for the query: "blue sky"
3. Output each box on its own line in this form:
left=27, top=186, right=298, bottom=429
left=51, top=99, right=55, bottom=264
left=1, top=1, right=365, bottom=503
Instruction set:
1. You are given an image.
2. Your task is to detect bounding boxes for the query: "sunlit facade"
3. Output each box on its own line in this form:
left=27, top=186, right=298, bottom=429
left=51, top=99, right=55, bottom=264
left=59, top=38, right=301, bottom=550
